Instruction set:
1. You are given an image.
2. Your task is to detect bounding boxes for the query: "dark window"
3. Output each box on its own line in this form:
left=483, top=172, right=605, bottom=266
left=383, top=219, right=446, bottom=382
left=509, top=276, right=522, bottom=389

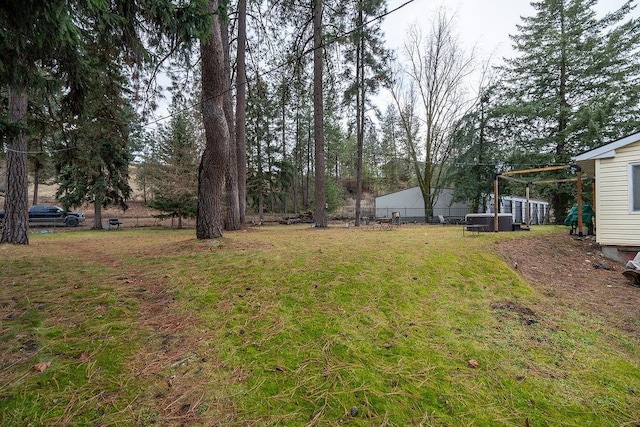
left=632, top=164, right=640, bottom=212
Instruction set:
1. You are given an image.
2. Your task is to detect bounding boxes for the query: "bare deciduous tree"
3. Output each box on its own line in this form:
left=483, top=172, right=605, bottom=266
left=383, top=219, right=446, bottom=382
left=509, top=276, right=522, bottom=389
left=391, top=11, right=473, bottom=220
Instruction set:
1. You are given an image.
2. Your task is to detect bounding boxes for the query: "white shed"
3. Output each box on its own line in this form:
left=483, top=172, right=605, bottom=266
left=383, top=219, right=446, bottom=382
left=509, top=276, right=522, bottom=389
left=574, top=131, right=640, bottom=261
left=375, top=186, right=549, bottom=224
left=374, top=187, right=469, bottom=221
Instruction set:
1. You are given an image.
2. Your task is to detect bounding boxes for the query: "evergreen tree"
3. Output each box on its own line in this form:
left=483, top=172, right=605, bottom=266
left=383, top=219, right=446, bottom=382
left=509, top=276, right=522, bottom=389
left=498, top=0, right=640, bottom=221
left=363, top=116, right=381, bottom=186
left=378, top=104, right=411, bottom=191
left=197, top=0, right=229, bottom=239
left=246, top=77, right=276, bottom=221
left=340, top=0, right=391, bottom=225
left=449, top=89, right=498, bottom=213
left=246, top=76, right=296, bottom=220
left=292, top=81, right=314, bottom=212
left=313, top=0, right=328, bottom=227
left=26, top=93, right=59, bottom=205
left=221, top=17, right=241, bottom=231
left=145, top=95, right=200, bottom=229
left=235, top=0, right=248, bottom=223
left=0, top=1, right=91, bottom=243
left=54, top=40, right=136, bottom=229
left=0, top=0, right=210, bottom=243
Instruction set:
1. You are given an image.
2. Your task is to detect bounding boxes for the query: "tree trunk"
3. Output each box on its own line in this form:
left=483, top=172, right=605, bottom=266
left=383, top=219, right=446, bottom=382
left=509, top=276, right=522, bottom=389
left=1, top=88, right=30, bottom=245
left=197, top=1, right=229, bottom=239
left=236, top=0, right=248, bottom=223
left=281, top=76, right=288, bottom=214
left=293, top=109, right=300, bottom=213
left=92, top=166, right=105, bottom=230
left=553, top=4, right=570, bottom=224
left=472, top=96, right=487, bottom=213
left=222, top=19, right=240, bottom=231
left=305, top=120, right=311, bottom=208
left=32, top=169, right=39, bottom=206
left=313, top=0, right=327, bottom=227
left=257, top=129, right=265, bottom=221
left=354, top=2, right=364, bottom=226
left=93, top=202, right=103, bottom=230
left=258, top=191, right=264, bottom=222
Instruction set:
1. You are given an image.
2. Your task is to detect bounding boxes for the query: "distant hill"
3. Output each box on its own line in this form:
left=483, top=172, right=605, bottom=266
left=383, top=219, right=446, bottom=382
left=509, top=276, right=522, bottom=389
left=0, top=160, right=146, bottom=203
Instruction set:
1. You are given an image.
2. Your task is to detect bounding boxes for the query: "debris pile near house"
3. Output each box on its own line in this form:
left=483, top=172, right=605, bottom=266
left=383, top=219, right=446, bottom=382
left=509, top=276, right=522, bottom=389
left=592, top=260, right=614, bottom=271
left=622, top=252, right=640, bottom=287
left=279, top=211, right=314, bottom=225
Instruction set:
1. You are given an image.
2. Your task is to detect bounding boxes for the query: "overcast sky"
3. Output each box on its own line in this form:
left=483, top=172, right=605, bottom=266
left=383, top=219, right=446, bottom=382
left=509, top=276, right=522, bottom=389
left=382, top=0, right=637, bottom=64
left=373, top=0, right=637, bottom=109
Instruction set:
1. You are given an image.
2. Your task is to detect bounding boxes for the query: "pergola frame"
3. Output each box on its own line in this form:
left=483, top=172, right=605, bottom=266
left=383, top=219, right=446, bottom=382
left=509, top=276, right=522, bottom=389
left=492, top=164, right=591, bottom=235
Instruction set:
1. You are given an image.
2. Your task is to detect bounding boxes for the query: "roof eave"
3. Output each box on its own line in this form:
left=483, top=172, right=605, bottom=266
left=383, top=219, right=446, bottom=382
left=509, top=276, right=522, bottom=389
left=573, top=131, right=640, bottom=161
left=574, top=149, right=616, bottom=161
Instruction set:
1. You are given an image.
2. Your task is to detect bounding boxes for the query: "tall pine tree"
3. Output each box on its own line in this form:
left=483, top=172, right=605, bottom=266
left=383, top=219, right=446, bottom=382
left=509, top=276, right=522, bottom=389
left=498, top=0, right=640, bottom=221
left=0, top=0, right=210, bottom=243
left=341, top=0, right=391, bottom=225
left=144, top=95, right=200, bottom=229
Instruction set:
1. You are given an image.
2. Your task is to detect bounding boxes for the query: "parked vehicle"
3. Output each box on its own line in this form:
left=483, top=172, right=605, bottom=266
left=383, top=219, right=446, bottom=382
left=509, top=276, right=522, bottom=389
left=0, top=205, right=85, bottom=227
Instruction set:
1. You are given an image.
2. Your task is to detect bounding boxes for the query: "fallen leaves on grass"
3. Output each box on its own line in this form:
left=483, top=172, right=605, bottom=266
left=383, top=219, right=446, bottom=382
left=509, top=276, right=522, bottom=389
left=32, top=362, right=51, bottom=372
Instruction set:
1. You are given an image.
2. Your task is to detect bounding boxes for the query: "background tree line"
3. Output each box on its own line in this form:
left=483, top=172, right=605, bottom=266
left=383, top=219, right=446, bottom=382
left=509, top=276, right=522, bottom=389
left=2, top=0, right=639, bottom=244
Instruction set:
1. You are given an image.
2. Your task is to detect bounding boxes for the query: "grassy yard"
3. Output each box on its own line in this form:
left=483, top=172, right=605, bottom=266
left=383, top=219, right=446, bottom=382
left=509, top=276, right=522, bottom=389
left=1, top=224, right=638, bottom=426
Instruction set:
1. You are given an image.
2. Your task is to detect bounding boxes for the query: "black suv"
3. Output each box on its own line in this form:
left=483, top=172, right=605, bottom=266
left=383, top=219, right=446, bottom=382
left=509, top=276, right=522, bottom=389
left=0, top=205, right=85, bottom=227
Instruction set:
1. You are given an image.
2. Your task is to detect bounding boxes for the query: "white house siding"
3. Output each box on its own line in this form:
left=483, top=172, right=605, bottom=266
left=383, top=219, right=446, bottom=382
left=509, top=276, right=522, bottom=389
left=596, top=141, right=640, bottom=246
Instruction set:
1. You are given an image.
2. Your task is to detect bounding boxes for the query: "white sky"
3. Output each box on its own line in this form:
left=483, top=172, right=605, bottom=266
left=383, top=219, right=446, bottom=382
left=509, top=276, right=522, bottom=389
left=374, top=0, right=637, bottom=111
left=382, top=0, right=637, bottom=66
left=151, top=1, right=636, bottom=126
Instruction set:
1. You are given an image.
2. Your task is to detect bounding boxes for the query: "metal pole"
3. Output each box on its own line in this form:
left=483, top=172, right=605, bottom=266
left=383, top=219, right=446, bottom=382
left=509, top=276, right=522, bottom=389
left=593, top=179, right=596, bottom=229
left=525, top=184, right=531, bottom=226
left=494, top=174, right=499, bottom=232
left=577, top=170, right=583, bottom=237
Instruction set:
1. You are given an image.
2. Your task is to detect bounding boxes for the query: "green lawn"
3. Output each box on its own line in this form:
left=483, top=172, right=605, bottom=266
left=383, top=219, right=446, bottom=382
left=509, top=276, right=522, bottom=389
left=1, top=225, right=638, bottom=426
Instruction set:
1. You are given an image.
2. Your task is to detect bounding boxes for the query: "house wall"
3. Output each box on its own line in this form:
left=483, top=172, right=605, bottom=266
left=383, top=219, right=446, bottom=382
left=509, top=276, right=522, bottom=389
left=596, top=140, right=640, bottom=246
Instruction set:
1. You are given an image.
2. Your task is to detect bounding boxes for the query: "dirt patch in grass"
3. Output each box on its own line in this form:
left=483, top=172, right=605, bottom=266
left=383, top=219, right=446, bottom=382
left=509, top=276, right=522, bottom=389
left=495, top=232, right=640, bottom=337
left=129, top=280, right=215, bottom=424
left=490, top=300, right=538, bottom=325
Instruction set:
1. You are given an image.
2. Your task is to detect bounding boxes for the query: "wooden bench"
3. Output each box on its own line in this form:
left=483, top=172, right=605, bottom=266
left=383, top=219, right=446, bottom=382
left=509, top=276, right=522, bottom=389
left=108, top=218, right=122, bottom=230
